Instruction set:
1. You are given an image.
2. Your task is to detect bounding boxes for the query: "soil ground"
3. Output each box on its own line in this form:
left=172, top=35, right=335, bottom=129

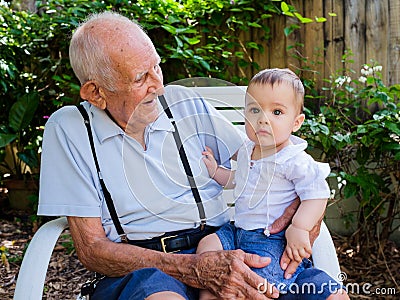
left=1, top=206, right=399, bottom=299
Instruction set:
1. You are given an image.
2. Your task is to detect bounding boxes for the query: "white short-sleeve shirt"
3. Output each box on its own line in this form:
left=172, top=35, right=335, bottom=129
left=234, top=135, right=331, bottom=230
left=38, top=85, right=245, bottom=241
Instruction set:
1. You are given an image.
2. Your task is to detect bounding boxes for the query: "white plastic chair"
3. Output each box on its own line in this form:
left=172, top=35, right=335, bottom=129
left=13, top=217, right=341, bottom=299
left=14, top=217, right=69, bottom=300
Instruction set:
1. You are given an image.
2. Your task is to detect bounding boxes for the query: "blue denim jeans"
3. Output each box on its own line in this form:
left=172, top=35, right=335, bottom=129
left=91, top=248, right=198, bottom=300
left=216, top=222, right=344, bottom=299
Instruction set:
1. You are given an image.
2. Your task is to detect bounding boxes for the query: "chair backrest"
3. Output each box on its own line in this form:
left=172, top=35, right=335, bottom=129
left=190, top=86, right=247, bottom=132
left=187, top=86, right=249, bottom=212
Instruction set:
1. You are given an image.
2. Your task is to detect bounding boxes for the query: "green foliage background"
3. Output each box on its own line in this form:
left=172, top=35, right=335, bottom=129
left=0, top=0, right=399, bottom=248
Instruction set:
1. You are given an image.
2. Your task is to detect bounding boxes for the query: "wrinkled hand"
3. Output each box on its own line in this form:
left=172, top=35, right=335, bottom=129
left=308, top=216, right=322, bottom=246
left=202, top=146, right=218, bottom=178
left=196, top=249, right=280, bottom=299
left=269, top=198, right=300, bottom=235
left=285, top=225, right=312, bottom=263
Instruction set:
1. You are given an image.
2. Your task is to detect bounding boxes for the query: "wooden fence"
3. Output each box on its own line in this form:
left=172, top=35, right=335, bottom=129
left=231, top=0, right=400, bottom=87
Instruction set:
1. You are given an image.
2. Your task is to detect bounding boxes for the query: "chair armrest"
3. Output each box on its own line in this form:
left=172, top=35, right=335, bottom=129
left=311, top=221, right=341, bottom=282
left=14, top=217, right=69, bottom=300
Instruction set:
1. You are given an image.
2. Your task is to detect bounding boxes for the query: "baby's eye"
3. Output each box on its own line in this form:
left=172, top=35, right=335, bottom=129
left=273, top=109, right=282, bottom=115
left=250, top=107, right=260, bottom=113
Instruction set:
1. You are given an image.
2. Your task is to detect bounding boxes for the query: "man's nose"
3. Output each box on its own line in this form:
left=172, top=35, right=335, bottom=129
left=147, top=68, right=164, bottom=94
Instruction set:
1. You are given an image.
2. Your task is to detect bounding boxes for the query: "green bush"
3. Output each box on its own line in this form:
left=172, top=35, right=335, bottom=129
left=2, top=0, right=319, bottom=212
left=302, top=53, right=400, bottom=250
left=0, top=0, right=309, bottom=175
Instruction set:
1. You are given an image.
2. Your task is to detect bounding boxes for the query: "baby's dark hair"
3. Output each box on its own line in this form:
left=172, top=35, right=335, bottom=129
left=248, top=68, right=305, bottom=113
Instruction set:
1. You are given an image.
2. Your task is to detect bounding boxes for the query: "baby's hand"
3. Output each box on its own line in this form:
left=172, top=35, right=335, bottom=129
left=202, top=146, right=218, bottom=178
left=284, top=224, right=312, bottom=263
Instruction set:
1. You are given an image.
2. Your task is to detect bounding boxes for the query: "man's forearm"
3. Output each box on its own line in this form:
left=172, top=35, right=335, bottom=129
left=68, top=216, right=202, bottom=284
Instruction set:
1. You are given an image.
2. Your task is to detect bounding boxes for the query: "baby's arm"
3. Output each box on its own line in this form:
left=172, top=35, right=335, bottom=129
left=202, top=146, right=236, bottom=189
left=284, top=199, right=327, bottom=263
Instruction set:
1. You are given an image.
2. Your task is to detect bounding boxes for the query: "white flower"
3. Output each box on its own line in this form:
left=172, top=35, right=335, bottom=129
left=361, top=69, right=366, bottom=75
left=335, top=76, right=351, bottom=87
left=373, top=65, right=382, bottom=72
left=359, top=76, right=367, bottom=83
left=337, top=176, right=347, bottom=190
left=335, top=77, right=344, bottom=87
left=389, top=133, right=400, bottom=144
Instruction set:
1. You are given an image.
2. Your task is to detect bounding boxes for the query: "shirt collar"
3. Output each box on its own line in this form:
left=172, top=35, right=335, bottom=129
left=148, top=101, right=175, bottom=133
left=86, top=100, right=174, bottom=144
left=245, top=135, right=308, bottom=164
left=274, top=135, right=308, bottom=164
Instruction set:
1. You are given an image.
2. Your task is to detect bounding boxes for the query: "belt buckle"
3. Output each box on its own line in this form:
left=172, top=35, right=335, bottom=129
left=160, top=235, right=178, bottom=253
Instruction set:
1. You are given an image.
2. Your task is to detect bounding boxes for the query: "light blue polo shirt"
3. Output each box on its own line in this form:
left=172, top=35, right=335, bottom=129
left=38, top=85, right=245, bottom=241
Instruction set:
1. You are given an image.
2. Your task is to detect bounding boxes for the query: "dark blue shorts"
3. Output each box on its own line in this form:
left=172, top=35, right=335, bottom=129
left=216, top=222, right=345, bottom=299
left=91, top=247, right=199, bottom=300
left=92, top=267, right=198, bottom=300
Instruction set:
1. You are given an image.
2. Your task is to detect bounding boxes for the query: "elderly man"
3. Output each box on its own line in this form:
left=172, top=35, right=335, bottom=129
left=38, top=11, right=303, bottom=299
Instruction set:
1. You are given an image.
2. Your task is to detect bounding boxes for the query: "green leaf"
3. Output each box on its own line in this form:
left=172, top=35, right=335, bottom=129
left=175, top=36, right=183, bottom=48
left=298, top=16, right=313, bottom=23
left=234, top=51, right=244, bottom=58
left=344, top=183, right=357, bottom=198
left=281, top=2, right=290, bottom=13
left=283, top=11, right=294, bottom=17
left=315, top=17, right=327, bottom=23
left=395, top=151, right=400, bottom=160
left=161, top=24, right=176, bottom=35
left=284, top=27, right=293, bottom=36
left=382, top=143, right=400, bottom=151
left=9, top=93, right=39, bottom=132
left=328, top=12, right=337, bottom=17
left=18, top=148, right=39, bottom=169
left=175, top=27, right=197, bottom=34
left=248, top=22, right=262, bottom=28
left=0, top=133, right=17, bottom=148
left=320, top=125, right=330, bottom=135
left=246, top=42, right=259, bottom=50
left=186, top=37, right=201, bottom=45
left=199, top=59, right=210, bottom=71
left=384, top=121, right=400, bottom=135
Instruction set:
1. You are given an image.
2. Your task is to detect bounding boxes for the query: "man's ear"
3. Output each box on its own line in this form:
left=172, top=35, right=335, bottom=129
left=292, top=113, right=305, bottom=133
left=80, top=81, right=107, bottom=109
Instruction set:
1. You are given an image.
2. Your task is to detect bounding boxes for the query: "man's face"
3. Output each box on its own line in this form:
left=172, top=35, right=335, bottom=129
left=100, top=26, right=164, bottom=129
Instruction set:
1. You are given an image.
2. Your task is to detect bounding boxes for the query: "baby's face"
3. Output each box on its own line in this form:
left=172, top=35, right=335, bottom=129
left=245, top=82, right=304, bottom=152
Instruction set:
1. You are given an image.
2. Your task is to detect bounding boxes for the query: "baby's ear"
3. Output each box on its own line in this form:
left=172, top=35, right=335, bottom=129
left=292, top=114, right=305, bottom=133
left=80, top=81, right=107, bottom=109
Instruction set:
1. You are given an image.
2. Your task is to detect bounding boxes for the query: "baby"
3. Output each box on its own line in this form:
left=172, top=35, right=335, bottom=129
left=197, top=68, right=348, bottom=299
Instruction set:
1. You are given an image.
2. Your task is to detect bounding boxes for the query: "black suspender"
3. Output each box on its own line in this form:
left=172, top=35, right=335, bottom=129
left=77, top=105, right=128, bottom=242
left=76, top=97, right=207, bottom=242
left=158, top=95, right=207, bottom=229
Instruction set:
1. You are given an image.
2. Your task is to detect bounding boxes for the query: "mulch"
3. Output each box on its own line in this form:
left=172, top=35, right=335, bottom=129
left=1, top=207, right=399, bottom=299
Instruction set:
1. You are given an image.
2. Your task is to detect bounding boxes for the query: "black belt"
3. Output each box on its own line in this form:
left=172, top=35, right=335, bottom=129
left=128, top=226, right=218, bottom=253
